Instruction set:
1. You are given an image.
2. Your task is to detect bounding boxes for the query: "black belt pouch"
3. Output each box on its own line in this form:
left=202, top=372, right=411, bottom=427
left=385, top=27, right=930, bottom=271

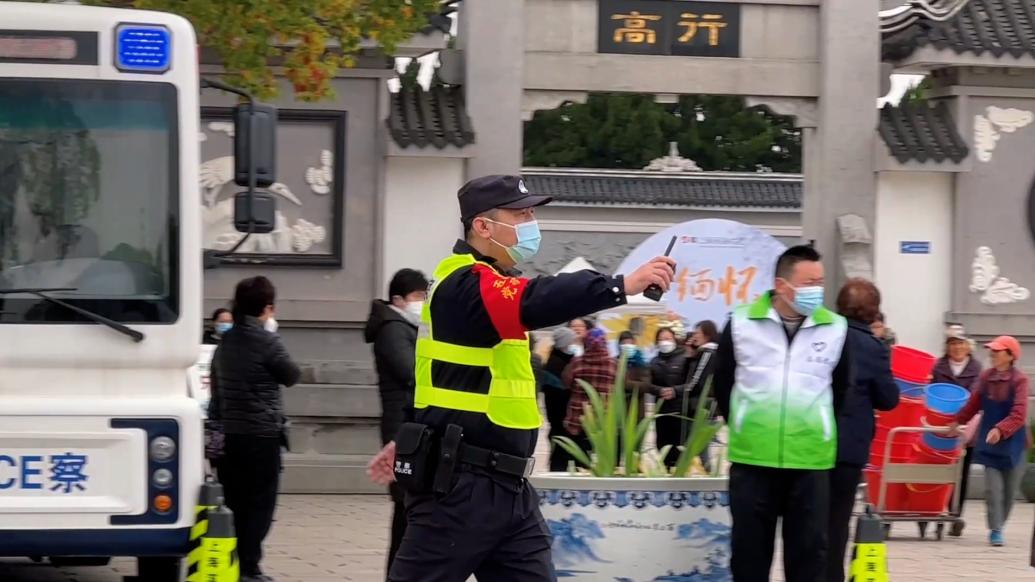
left=394, top=422, right=436, bottom=494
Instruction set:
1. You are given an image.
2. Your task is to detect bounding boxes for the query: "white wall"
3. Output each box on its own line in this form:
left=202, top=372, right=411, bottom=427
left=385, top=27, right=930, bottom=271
left=874, top=172, right=954, bottom=355
left=382, top=156, right=466, bottom=292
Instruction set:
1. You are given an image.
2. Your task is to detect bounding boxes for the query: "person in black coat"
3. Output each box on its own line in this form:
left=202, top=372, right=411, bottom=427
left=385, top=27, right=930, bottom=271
left=650, top=327, right=689, bottom=468
left=682, top=320, right=720, bottom=470
left=542, top=326, right=577, bottom=471
left=930, top=325, right=983, bottom=536
left=827, top=279, right=899, bottom=582
left=363, top=268, right=429, bottom=578
left=203, top=307, right=233, bottom=345
left=208, top=276, right=301, bottom=582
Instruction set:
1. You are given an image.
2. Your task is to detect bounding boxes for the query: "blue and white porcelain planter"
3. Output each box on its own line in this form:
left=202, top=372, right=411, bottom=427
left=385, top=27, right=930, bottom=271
left=531, top=474, right=731, bottom=582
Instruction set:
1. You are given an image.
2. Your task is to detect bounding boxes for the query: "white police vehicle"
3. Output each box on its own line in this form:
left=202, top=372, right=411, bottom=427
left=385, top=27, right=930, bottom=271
left=0, top=2, right=277, bottom=579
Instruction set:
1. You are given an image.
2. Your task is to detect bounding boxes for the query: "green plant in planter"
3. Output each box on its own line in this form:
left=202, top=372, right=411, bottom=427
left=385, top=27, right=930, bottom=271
left=552, top=352, right=724, bottom=477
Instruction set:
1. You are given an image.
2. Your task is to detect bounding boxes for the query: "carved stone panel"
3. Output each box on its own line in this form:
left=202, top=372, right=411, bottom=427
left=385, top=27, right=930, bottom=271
left=199, top=109, right=346, bottom=266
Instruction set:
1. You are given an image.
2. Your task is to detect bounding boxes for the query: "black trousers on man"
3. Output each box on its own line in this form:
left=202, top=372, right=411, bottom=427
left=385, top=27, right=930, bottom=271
left=388, top=469, right=554, bottom=582
left=218, top=434, right=281, bottom=577
left=729, top=463, right=830, bottom=582
left=825, top=463, right=863, bottom=582
left=386, top=482, right=407, bottom=579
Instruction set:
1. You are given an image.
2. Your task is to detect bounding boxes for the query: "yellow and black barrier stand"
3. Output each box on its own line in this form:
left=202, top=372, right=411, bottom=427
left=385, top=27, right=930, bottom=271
left=199, top=499, right=240, bottom=582
left=187, top=479, right=224, bottom=581
left=849, top=506, right=889, bottom=582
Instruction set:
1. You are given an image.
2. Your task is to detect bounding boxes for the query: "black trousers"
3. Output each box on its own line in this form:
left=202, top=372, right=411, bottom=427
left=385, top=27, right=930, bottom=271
left=545, top=389, right=571, bottom=472
left=729, top=463, right=830, bottom=582
left=388, top=470, right=553, bottom=582
left=387, top=482, right=407, bottom=579
left=218, top=434, right=281, bottom=577
left=954, top=446, right=974, bottom=517
left=655, top=415, right=682, bottom=468
left=550, top=431, right=591, bottom=473
left=825, top=463, right=863, bottom=582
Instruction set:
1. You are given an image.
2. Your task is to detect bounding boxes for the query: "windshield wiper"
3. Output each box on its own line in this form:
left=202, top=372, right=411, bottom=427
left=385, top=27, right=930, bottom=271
left=0, top=287, right=145, bottom=343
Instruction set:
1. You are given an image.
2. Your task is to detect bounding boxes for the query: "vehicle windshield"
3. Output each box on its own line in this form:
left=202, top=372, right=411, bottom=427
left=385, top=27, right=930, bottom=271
left=0, top=79, right=179, bottom=324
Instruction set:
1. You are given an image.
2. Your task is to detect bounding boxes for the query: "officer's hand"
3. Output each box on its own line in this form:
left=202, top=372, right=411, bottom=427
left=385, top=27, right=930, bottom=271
left=624, top=256, right=676, bottom=296
left=367, top=441, right=397, bottom=485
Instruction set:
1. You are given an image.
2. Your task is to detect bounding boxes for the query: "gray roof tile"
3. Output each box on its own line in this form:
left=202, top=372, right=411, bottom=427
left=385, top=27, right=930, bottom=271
left=878, top=101, right=969, bottom=164
left=522, top=171, right=802, bottom=209
left=387, top=84, right=475, bottom=149
left=883, top=0, right=1035, bottom=61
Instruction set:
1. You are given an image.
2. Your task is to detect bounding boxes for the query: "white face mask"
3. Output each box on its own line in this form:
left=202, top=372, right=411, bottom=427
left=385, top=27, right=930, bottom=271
left=405, top=301, right=424, bottom=318
left=567, top=344, right=584, bottom=358
left=263, top=317, right=279, bottom=334
left=657, top=340, right=676, bottom=354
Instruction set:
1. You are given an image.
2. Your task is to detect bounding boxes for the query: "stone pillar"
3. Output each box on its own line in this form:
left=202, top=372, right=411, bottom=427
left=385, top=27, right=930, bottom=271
left=459, top=0, right=526, bottom=178
left=807, top=0, right=880, bottom=289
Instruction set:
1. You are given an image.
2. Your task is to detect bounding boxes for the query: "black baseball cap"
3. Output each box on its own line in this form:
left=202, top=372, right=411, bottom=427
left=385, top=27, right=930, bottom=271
left=458, top=175, right=552, bottom=222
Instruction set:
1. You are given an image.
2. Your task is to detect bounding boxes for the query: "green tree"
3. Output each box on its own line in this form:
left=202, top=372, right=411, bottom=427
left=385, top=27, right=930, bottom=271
left=902, top=76, right=932, bottom=104
left=59, top=0, right=442, bottom=101
left=524, top=94, right=802, bottom=173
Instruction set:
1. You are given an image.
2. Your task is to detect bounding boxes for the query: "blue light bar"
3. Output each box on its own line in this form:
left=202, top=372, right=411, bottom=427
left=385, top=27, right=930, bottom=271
left=115, top=24, right=171, bottom=73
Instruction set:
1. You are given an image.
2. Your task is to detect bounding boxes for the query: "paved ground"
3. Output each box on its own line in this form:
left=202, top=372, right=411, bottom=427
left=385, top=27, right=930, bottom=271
left=0, top=495, right=1032, bottom=581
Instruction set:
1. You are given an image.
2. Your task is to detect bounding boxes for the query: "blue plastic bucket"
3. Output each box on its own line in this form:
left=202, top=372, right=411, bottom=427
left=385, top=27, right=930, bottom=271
left=922, top=430, right=959, bottom=452
left=895, top=378, right=925, bottom=398
left=925, top=383, right=970, bottom=415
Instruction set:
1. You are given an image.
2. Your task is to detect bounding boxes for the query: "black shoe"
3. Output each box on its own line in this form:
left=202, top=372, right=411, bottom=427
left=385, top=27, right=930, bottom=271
left=949, top=520, right=965, bottom=537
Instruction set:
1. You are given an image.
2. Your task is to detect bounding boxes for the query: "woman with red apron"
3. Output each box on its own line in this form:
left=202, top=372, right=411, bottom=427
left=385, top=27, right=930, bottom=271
left=950, top=335, right=1029, bottom=547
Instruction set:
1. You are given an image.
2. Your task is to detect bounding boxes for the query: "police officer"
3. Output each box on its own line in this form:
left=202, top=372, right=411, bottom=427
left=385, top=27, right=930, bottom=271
left=367, top=175, right=675, bottom=581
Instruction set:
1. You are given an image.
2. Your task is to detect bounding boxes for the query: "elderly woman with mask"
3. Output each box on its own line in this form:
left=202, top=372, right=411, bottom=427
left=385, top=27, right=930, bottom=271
left=948, top=336, right=1029, bottom=547
left=930, top=325, right=983, bottom=537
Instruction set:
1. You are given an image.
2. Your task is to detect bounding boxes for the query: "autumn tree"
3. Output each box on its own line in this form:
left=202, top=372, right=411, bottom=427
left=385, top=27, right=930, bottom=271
left=67, top=0, right=443, bottom=101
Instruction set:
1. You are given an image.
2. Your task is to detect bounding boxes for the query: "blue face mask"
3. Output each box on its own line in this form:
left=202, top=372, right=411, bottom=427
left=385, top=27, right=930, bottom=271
left=791, top=286, right=824, bottom=316
left=215, top=322, right=233, bottom=335
left=488, top=219, right=542, bottom=263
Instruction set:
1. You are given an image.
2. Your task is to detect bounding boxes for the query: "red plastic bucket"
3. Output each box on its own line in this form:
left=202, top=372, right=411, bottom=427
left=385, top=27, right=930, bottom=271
left=906, top=483, right=953, bottom=514
left=864, top=468, right=908, bottom=511
left=891, top=346, right=936, bottom=383
left=871, top=435, right=916, bottom=460
left=923, top=410, right=955, bottom=427
left=868, top=448, right=910, bottom=467
left=877, top=396, right=925, bottom=430
left=911, top=441, right=959, bottom=464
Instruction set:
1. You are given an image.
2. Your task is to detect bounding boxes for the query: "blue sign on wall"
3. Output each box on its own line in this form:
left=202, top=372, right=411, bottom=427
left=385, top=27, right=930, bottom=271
left=900, top=241, right=931, bottom=254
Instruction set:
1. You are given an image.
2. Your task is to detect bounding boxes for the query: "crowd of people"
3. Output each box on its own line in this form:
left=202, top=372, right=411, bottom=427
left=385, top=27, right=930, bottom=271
left=197, top=258, right=1033, bottom=582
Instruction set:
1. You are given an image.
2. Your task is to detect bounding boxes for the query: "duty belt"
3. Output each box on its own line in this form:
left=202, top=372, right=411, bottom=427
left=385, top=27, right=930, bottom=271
left=459, top=443, right=536, bottom=478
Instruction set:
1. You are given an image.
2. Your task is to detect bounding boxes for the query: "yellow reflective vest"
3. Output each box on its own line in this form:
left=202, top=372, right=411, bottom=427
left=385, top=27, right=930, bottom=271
left=413, top=254, right=541, bottom=430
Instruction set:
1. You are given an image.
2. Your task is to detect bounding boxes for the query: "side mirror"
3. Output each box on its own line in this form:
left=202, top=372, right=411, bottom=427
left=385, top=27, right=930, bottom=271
left=232, top=101, right=277, bottom=234
left=233, top=191, right=276, bottom=234
left=233, top=102, right=277, bottom=187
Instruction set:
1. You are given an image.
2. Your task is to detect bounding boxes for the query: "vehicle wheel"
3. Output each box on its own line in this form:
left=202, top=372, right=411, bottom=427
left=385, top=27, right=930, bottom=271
left=882, top=523, right=892, bottom=540
left=137, top=557, right=183, bottom=582
left=918, top=521, right=928, bottom=539
left=936, top=523, right=945, bottom=541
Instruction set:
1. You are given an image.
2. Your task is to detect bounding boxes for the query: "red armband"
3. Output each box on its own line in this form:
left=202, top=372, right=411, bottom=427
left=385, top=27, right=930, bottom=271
left=472, top=263, right=529, bottom=340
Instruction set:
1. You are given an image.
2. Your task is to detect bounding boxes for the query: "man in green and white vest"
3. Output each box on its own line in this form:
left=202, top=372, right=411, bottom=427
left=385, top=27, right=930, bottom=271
left=713, top=245, right=851, bottom=582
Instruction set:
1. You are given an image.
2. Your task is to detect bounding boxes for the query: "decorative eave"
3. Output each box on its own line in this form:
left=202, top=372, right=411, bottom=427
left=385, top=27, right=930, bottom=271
left=883, top=0, right=1035, bottom=66
left=522, top=167, right=802, bottom=211
left=876, top=101, right=970, bottom=170
left=386, top=84, right=475, bottom=153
